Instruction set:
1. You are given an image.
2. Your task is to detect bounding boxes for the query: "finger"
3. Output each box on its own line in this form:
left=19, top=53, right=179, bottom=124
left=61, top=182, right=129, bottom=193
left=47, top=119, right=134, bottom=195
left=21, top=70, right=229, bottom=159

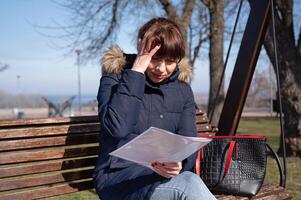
left=144, top=37, right=154, bottom=53
left=158, top=162, right=182, bottom=171
left=137, top=38, right=142, bottom=52
left=157, top=167, right=180, bottom=178
left=153, top=161, right=178, bottom=169
left=161, top=162, right=182, bottom=168
left=152, top=162, right=172, bottom=178
left=153, top=163, right=180, bottom=177
left=153, top=165, right=175, bottom=178
left=138, top=37, right=147, bottom=55
left=149, top=44, right=161, bottom=57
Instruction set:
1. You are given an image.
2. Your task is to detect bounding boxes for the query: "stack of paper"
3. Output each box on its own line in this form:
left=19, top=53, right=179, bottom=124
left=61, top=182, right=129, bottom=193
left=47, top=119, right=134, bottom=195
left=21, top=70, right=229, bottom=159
left=109, top=127, right=212, bottom=169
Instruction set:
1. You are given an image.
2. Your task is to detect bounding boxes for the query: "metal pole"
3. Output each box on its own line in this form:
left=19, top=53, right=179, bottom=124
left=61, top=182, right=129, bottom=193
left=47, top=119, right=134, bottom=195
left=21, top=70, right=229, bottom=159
left=17, top=75, right=20, bottom=94
left=16, top=75, right=20, bottom=109
left=16, top=75, right=21, bottom=119
left=75, top=49, right=82, bottom=115
left=269, top=63, right=273, bottom=117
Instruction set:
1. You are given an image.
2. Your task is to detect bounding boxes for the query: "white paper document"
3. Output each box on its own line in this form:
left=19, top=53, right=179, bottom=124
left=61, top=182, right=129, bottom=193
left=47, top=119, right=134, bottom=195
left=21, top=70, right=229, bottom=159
left=109, top=127, right=212, bottom=169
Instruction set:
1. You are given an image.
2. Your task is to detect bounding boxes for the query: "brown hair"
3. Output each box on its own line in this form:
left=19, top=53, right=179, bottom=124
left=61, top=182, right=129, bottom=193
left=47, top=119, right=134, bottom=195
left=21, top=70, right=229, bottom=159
left=138, top=17, right=185, bottom=62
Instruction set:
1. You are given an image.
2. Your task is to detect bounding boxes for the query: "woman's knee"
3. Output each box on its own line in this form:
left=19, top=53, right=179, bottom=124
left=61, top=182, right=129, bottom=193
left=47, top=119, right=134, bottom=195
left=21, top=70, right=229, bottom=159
left=150, top=172, right=215, bottom=200
left=179, top=171, right=215, bottom=200
left=180, top=171, right=206, bottom=188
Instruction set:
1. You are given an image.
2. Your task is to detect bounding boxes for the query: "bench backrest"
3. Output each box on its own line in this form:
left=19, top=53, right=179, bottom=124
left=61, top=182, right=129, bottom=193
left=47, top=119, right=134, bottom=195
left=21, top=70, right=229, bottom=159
left=0, top=110, right=212, bottom=199
left=0, top=116, right=100, bottom=199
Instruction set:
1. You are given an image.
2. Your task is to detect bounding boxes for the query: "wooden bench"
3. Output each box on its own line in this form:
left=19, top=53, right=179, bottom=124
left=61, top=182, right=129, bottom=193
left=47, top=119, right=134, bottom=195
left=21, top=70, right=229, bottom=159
left=0, top=111, right=291, bottom=199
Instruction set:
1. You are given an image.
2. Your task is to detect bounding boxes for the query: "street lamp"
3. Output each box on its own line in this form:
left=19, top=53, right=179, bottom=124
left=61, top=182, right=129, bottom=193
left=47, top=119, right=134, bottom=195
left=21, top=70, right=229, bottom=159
left=16, top=75, right=21, bottom=110
left=17, top=75, right=20, bottom=93
left=75, top=49, right=82, bottom=115
left=15, top=75, right=23, bottom=119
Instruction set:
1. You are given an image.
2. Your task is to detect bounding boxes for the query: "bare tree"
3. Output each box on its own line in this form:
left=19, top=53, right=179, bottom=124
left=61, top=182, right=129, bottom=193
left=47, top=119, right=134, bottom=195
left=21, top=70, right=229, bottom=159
left=263, top=0, right=301, bottom=156
left=246, top=69, right=276, bottom=108
left=201, top=0, right=225, bottom=126
left=54, top=0, right=209, bottom=62
left=55, top=0, right=240, bottom=126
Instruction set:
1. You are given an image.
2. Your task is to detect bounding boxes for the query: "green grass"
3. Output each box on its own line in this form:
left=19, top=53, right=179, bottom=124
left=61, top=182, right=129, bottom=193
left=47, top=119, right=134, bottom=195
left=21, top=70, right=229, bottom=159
left=44, top=190, right=98, bottom=200
left=45, top=117, right=300, bottom=199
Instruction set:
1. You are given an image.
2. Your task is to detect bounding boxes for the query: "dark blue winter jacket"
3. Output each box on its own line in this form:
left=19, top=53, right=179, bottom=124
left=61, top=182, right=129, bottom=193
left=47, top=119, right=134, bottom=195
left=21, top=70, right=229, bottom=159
left=93, top=47, right=197, bottom=200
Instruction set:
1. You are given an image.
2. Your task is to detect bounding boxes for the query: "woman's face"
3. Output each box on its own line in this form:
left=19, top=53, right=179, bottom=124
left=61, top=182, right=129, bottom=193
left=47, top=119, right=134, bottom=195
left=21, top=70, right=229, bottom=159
left=146, top=57, right=177, bottom=83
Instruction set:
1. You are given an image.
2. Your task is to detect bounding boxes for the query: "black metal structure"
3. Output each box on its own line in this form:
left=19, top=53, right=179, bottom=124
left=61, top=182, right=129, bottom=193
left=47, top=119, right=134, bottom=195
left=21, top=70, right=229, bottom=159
left=217, top=0, right=271, bottom=136
left=214, top=0, right=287, bottom=187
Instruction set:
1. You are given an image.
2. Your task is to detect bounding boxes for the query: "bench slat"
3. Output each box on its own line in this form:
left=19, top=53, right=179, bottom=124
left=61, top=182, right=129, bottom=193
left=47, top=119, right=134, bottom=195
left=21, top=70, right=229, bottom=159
left=196, top=123, right=212, bottom=133
left=252, top=184, right=290, bottom=199
left=0, top=133, right=99, bottom=151
left=0, top=115, right=99, bottom=128
left=0, top=169, right=93, bottom=192
left=0, top=180, right=94, bottom=200
left=0, top=157, right=97, bottom=178
left=195, top=114, right=209, bottom=124
left=0, top=146, right=98, bottom=165
left=253, top=185, right=291, bottom=200
left=258, top=192, right=292, bottom=200
left=215, top=196, right=248, bottom=200
left=214, top=184, right=291, bottom=200
left=0, top=124, right=100, bottom=139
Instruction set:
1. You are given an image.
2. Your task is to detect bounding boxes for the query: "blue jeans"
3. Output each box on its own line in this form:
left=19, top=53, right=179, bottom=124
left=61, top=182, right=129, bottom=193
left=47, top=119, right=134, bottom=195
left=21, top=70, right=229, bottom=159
left=148, top=171, right=216, bottom=200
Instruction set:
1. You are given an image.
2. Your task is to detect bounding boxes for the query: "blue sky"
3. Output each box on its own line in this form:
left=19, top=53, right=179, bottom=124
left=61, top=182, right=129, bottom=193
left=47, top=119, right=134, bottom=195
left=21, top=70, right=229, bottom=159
left=0, top=0, right=100, bottom=95
left=0, top=0, right=290, bottom=98
left=0, top=0, right=214, bottom=97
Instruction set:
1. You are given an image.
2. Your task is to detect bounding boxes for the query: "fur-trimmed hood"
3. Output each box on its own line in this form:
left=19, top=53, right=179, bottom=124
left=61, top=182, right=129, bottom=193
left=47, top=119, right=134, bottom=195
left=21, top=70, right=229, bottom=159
left=101, top=46, right=193, bottom=83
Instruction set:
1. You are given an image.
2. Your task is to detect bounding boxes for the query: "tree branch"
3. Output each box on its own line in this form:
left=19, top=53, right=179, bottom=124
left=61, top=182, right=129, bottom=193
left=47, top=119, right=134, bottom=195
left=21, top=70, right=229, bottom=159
left=158, top=0, right=177, bottom=19
left=201, top=0, right=210, bottom=8
left=86, top=0, right=120, bottom=56
left=181, top=0, right=196, bottom=28
left=191, top=35, right=208, bottom=66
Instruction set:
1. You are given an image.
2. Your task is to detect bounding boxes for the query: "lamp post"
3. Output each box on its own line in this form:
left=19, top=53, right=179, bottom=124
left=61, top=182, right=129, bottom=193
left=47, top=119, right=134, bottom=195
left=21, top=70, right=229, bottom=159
left=75, top=49, right=82, bottom=115
left=16, top=75, right=22, bottom=119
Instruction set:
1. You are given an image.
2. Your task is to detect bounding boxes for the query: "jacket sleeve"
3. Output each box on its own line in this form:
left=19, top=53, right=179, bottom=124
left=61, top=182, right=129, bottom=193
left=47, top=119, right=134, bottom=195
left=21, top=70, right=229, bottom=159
left=177, top=84, right=198, bottom=172
left=97, top=69, right=145, bottom=139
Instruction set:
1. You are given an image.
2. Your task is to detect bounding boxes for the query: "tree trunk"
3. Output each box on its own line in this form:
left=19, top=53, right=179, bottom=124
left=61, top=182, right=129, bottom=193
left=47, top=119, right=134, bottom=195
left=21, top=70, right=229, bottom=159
left=159, top=0, right=196, bottom=55
left=205, top=0, right=225, bottom=126
left=264, top=0, right=301, bottom=156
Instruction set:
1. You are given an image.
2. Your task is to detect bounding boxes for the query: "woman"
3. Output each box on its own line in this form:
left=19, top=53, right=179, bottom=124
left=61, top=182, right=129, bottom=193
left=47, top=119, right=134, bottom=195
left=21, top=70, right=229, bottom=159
left=93, top=17, right=215, bottom=200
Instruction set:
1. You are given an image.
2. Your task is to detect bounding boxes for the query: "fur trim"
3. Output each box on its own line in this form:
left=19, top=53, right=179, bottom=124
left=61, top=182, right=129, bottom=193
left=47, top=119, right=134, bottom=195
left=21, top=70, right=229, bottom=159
left=178, top=57, right=193, bottom=83
left=101, top=46, right=193, bottom=83
left=101, top=46, right=126, bottom=74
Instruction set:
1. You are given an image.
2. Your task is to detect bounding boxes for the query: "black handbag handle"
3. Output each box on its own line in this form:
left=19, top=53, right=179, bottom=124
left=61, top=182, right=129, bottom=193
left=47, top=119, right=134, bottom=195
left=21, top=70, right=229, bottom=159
left=196, top=141, right=233, bottom=188
left=266, top=143, right=285, bottom=187
left=207, top=140, right=235, bottom=188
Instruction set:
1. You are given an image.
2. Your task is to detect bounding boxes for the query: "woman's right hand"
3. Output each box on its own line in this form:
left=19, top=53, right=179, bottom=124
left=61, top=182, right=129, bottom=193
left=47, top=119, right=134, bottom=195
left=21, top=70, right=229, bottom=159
left=152, top=161, right=182, bottom=178
left=132, top=38, right=161, bottom=74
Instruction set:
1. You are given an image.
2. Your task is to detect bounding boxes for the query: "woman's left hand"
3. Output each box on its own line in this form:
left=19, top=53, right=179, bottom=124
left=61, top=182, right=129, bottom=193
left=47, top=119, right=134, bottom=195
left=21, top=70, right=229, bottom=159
left=152, top=161, right=182, bottom=178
